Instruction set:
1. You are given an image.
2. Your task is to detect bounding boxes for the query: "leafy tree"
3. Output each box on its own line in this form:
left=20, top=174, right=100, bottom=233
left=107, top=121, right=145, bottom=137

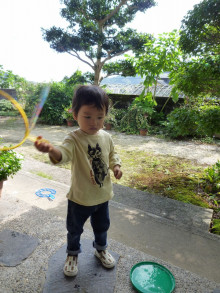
left=42, top=0, right=156, bottom=85
left=0, top=65, right=15, bottom=88
left=131, top=31, right=181, bottom=91
left=0, top=65, right=37, bottom=107
left=102, top=59, right=136, bottom=77
left=62, top=69, right=93, bottom=97
left=179, top=0, right=220, bottom=56
left=170, top=55, right=220, bottom=97
left=172, top=0, right=220, bottom=97
left=0, top=65, right=27, bottom=92
left=128, top=30, right=182, bottom=112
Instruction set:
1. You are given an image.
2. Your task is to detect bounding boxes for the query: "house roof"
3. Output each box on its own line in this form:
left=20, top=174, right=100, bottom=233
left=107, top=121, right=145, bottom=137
left=103, top=83, right=174, bottom=98
left=101, top=72, right=170, bottom=85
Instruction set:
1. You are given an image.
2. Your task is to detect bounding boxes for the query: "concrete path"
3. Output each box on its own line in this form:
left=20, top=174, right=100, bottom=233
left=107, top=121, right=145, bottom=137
left=1, top=170, right=220, bottom=292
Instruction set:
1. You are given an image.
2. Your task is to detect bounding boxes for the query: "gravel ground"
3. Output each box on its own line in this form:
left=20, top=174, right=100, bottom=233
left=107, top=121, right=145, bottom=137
left=29, top=125, right=220, bottom=165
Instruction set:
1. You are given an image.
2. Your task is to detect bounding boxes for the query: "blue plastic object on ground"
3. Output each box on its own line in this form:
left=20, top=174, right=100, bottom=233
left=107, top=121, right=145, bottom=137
left=35, top=188, right=56, bottom=200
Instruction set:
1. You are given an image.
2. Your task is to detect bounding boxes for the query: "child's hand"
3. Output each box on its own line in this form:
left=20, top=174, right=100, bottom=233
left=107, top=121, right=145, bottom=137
left=34, top=136, right=52, bottom=153
left=113, top=165, right=122, bottom=180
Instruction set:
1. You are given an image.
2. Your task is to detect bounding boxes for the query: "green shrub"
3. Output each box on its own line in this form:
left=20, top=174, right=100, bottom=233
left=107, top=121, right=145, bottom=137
left=119, top=105, right=140, bottom=134
left=25, top=84, right=44, bottom=117
left=0, top=99, right=17, bottom=116
left=62, top=106, right=74, bottom=121
left=0, top=137, right=23, bottom=180
left=151, top=111, right=166, bottom=126
left=113, top=108, right=128, bottom=130
left=40, top=82, right=73, bottom=125
left=165, top=103, right=220, bottom=139
left=113, top=108, right=127, bottom=123
left=197, top=105, right=220, bottom=136
left=117, top=105, right=151, bottom=134
left=0, top=99, right=14, bottom=112
left=165, top=107, right=199, bottom=138
left=24, top=82, right=74, bottom=125
left=203, top=160, right=220, bottom=195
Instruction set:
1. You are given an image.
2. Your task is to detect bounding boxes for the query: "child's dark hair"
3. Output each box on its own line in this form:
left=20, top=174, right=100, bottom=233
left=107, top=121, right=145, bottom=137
left=72, top=85, right=109, bottom=116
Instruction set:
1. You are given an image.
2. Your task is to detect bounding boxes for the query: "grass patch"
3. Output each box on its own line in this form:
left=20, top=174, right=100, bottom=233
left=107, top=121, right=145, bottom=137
left=31, top=171, right=53, bottom=180
left=211, top=219, right=220, bottom=235
left=111, top=148, right=211, bottom=210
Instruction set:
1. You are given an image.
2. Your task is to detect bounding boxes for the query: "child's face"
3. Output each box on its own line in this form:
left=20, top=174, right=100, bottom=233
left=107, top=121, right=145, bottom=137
left=73, top=104, right=106, bottom=135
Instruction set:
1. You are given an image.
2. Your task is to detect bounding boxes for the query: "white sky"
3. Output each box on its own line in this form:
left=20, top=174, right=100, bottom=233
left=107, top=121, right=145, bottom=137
left=0, top=0, right=202, bottom=83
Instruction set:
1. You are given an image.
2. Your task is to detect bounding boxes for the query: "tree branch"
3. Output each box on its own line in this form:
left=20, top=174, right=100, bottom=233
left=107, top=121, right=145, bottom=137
left=82, top=49, right=95, bottom=67
left=67, top=50, right=94, bottom=70
left=101, top=48, right=130, bottom=65
left=100, top=0, right=128, bottom=25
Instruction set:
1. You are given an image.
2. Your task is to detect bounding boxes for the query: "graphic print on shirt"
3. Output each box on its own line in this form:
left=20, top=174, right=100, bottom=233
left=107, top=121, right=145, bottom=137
left=88, top=143, right=108, bottom=187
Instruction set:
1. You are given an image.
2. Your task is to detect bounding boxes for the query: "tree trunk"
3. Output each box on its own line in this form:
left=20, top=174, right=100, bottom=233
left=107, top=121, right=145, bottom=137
left=93, top=59, right=102, bottom=85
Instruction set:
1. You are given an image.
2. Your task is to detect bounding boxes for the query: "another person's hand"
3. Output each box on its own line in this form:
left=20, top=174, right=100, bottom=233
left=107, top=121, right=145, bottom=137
left=113, top=165, right=123, bottom=180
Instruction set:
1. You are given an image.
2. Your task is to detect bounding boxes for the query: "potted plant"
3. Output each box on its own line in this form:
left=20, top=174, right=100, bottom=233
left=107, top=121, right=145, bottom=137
left=104, top=111, right=116, bottom=130
left=136, top=112, right=149, bottom=136
left=132, top=92, right=155, bottom=136
left=0, top=138, right=23, bottom=198
left=62, top=106, right=75, bottom=127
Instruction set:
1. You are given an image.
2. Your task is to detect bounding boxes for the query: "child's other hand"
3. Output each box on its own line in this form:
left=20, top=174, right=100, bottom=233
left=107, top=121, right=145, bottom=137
left=113, top=165, right=122, bottom=180
left=34, top=136, right=52, bottom=153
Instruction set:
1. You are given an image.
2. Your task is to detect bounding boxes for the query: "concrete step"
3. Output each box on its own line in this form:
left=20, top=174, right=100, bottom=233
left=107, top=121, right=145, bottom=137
left=113, top=183, right=213, bottom=233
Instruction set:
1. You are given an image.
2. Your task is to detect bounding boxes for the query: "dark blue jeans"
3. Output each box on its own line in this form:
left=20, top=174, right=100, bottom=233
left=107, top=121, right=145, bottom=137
left=66, top=200, right=110, bottom=255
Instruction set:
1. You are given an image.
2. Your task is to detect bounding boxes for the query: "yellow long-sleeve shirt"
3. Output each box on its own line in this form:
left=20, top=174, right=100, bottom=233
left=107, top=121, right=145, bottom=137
left=54, top=128, right=121, bottom=206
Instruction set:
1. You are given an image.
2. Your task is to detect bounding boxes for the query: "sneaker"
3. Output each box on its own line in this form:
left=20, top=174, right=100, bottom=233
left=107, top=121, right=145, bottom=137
left=95, top=250, right=115, bottom=268
left=63, top=255, right=78, bottom=277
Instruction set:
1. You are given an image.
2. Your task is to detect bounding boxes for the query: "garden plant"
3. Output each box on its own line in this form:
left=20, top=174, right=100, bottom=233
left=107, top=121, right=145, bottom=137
left=0, top=137, right=23, bottom=197
left=0, top=138, right=23, bottom=181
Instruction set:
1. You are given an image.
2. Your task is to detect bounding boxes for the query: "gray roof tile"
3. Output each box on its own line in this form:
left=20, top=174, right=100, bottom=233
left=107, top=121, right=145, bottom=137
left=103, top=84, right=174, bottom=97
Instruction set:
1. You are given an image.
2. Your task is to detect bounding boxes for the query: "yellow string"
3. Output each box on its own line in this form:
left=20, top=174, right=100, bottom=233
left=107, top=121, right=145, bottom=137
left=0, top=90, right=48, bottom=151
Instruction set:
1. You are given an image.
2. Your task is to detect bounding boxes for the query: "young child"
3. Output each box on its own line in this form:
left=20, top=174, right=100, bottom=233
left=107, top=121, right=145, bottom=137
left=34, top=85, right=122, bottom=277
